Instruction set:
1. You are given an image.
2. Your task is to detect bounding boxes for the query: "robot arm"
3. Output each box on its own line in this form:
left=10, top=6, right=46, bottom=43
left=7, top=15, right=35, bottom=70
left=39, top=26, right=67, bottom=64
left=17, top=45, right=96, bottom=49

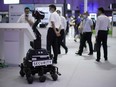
left=32, top=10, right=45, bottom=40
left=32, top=19, right=41, bottom=40
left=30, top=10, right=45, bottom=49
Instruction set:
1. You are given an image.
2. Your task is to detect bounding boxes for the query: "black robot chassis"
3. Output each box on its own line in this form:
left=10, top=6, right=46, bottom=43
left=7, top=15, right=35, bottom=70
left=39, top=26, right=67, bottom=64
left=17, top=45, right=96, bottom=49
left=19, top=49, right=61, bottom=84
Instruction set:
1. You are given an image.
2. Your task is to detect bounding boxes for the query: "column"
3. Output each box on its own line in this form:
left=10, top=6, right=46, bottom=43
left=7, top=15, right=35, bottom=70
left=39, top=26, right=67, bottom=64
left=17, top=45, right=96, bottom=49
left=84, top=0, right=88, bottom=12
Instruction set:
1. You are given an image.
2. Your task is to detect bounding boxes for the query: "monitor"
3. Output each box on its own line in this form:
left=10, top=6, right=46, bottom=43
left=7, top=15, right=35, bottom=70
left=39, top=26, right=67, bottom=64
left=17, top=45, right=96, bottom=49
left=4, top=0, right=20, bottom=4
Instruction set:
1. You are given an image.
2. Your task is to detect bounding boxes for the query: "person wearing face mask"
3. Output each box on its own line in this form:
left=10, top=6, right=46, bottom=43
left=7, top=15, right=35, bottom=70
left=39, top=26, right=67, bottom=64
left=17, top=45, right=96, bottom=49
left=56, top=10, right=68, bottom=54
left=74, top=15, right=81, bottom=42
left=95, top=7, right=110, bottom=62
left=17, top=7, right=34, bottom=26
left=47, top=4, right=61, bottom=64
left=75, top=14, right=87, bottom=54
left=76, top=12, right=93, bottom=56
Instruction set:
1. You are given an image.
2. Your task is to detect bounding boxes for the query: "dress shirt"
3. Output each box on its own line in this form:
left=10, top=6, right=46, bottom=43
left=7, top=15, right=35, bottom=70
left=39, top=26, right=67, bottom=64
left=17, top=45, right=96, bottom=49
left=47, top=11, right=61, bottom=29
left=95, top=14, right=110, bottom=36
left=82, top=18, right=93, bottom=33
left=17, top=13, right=35, bottom=23
left=60, top=16, right=67, bottom=30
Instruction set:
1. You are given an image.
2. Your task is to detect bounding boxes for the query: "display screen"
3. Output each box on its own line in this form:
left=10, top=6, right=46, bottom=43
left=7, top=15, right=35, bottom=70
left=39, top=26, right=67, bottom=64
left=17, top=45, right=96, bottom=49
left=4, top=0, right=19, bottom=4
left=112, top=12, right=116, bottom=26
left=89, top=13, right=97, bottom=20
left=113, top=15, right=116, bottom=22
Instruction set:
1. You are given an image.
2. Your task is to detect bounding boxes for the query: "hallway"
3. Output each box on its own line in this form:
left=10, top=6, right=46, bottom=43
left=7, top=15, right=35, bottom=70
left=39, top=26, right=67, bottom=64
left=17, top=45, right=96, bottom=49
left=0, top=36, right=116, bottom=87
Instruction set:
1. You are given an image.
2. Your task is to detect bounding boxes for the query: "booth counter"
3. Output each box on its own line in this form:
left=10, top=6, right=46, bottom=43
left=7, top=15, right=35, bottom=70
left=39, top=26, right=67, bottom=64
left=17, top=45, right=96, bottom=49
left=0, top=23, right=36, bottom=65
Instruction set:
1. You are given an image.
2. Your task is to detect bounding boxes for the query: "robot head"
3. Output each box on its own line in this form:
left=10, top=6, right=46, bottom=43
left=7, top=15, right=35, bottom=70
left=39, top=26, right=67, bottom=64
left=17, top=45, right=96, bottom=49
left=32, top=10, right=45, bottom=20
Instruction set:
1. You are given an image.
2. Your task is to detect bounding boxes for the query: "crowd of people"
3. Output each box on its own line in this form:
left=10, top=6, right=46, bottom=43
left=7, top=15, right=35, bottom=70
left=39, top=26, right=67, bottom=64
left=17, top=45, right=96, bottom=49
left=66, top=7, right=110, bottom=63
left=17, top=5, right=110, bottom=64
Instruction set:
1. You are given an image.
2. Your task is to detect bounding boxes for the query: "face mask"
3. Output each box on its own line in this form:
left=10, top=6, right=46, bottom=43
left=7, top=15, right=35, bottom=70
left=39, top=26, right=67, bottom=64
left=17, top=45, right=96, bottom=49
left=49, top=10, right=53, bottom=13
left=83, top=15, right=87, bottom=19
left=25, top=14, right=28, bottom=17
left=78, top=16, right=80, bottom=19
left=49, top=8, right=53, bottom=13
left=80, top=17, right=83, bottom=20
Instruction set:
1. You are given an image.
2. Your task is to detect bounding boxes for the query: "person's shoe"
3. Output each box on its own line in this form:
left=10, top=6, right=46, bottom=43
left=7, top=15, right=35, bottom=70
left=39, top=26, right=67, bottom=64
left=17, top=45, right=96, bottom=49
left=58, top=52, right=61, bottom=54
left=105, top=58, right=108, bottom=61
left=74, top=39, right=77, bottom=42
left=88, top=53, right=93, bottom=55
left=65, top=48, right=68, bottom=54
left=96, top=59, right=100, bottom=62
left=93, top=50, right=97, bottom=52
left=75, top=52, right=82, bottom=56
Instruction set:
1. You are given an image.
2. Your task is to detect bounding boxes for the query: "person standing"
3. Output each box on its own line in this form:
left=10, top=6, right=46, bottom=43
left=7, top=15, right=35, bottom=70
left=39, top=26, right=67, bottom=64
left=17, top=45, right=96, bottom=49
left=75, top=14, right=87, bottom=54
left=74, top=15, right=81, bottom=42
left=76, top=12, right=93, bottom=56
left=56, top=10, right=68, bottom=54
left=47, top=5, right=61, bottom=64
left=69, top=16, right=75, bottom=38
left=95, top=7, right=110, bottom=62
left=17, top=7, right=34, bottom=26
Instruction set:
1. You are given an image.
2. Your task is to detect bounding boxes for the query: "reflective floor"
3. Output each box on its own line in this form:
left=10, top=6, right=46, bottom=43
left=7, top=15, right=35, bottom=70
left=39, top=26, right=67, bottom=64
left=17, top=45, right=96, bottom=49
left=0, top=35, right=116, bottom=87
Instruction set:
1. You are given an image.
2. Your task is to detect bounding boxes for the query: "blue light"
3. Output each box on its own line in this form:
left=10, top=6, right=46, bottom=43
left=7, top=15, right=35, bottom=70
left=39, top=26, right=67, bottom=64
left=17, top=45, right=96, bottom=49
left=79, top=2, right=98, bottom=13
left=88, top=2, right=98, bottom=13
left=80, top=3, right=84, bottom=13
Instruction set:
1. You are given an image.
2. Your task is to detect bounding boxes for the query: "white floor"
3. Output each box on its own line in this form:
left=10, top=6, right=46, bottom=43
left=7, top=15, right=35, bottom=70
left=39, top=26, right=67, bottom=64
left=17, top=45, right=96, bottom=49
left=0, top=36, right=116, bottom=87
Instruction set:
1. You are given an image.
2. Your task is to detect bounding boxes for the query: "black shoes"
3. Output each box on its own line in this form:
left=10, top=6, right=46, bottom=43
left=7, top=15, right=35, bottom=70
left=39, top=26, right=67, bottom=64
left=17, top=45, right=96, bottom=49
left=65, top=48, right=68, bottom=54
left=105, top=59, right=108, bottom=61
left=75, top=52, right=93, bottom=56
left=96, top=59, right=100, bottom=62
left=96, top=59, right=108, bottom=62
left=104, top=57, right=108, bottom=61
left=58, top=52, right=61, bottom=54
left=96, top=57, right=108, bottom=62
left=75, top=52, right=82, bottom=56
left=88, top=53, right=93, bottom=55
left=74, top=39, right=77, bottom=42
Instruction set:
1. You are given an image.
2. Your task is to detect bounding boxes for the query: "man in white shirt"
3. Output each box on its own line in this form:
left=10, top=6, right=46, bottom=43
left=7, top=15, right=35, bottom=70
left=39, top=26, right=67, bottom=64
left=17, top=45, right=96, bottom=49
left=17, top=7, right=34, bottom=26
left=95, top=7, right=110, bottom=62
left=56, top=10, right=68, bottom=54
left=47, top=4, right=61, bottom=64
left=76, top=12, right=93, bottom=56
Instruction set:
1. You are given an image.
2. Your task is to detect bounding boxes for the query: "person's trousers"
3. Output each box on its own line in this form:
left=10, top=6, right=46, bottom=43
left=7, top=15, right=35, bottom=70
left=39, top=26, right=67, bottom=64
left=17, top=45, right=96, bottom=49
left=57, top=29, right=67, bottom=54
left=80, top=33, right=87, bottom=48
left=96, top=30, right=108, bottom=60
left=78, top=32, right=93, bottom=54
left=47, top=28, right=58, bottom=62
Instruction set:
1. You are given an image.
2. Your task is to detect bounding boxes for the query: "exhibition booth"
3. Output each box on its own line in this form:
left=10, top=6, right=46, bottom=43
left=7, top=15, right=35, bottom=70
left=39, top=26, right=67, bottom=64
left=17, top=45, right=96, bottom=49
left=0, top=4, right=63, bottom=66
left=0, top=2, right=116, bottom=66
